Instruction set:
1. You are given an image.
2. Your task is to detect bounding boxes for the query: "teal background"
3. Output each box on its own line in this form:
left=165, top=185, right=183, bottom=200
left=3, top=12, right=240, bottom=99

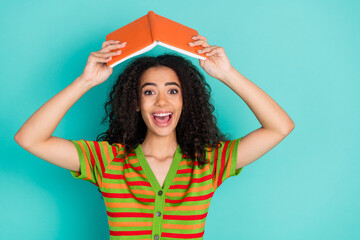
left=1, top=0, right=359, bottom=239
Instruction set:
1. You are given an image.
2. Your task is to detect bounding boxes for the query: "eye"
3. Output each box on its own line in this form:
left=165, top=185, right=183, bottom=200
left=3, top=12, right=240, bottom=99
left=144, top=90, right=154, bottom=95
left=169, top=89, right=178, bottom=94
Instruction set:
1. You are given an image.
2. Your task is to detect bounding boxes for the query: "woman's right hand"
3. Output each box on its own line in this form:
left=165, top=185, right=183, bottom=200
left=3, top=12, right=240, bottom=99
left=79, top=40, right=127, bottom=87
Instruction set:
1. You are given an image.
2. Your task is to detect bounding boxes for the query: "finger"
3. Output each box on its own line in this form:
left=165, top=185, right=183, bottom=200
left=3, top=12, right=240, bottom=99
left=92, top=50, right=122, bottom=58
left=100, top=42, right=127, bottom=53
left=192, top=34, right=207, bottom=43
left=100, top=42, right=127, bottom=52
left=204, top=46, right=225, bottom=56
left=188, top=39, right=210, bottom=48
left=102, top=40, right=123, bottom=49
left=196, top=45, right=218, bottom=54
left=89, top=53, right=114, bottom=63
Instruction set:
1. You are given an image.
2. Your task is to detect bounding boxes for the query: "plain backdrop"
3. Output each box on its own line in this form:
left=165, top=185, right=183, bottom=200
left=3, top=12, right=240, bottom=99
left=1, top=0, right=359, bottom=239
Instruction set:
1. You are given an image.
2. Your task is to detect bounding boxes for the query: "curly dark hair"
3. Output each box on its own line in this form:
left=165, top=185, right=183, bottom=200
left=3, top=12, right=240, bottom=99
left=96, top=53, right=229, bottom=166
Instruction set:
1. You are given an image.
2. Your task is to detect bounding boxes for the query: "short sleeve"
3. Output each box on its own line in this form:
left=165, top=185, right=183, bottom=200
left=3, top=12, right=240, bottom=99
left=69, top=139, right=120, bottom=187
left=207, top=137, right=244, bottom=191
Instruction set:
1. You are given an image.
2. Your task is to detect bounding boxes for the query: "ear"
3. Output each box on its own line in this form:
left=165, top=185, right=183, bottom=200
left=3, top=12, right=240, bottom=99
left=136, top=106, right=140, bottom=112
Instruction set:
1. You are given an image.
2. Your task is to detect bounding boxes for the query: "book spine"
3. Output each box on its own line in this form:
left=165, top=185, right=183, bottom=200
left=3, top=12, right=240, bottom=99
left=148, top=11, right=159, bottom=43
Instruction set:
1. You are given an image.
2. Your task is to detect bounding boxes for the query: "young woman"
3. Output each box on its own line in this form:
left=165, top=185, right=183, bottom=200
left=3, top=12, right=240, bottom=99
left=15, top=34, right=294, bottom=239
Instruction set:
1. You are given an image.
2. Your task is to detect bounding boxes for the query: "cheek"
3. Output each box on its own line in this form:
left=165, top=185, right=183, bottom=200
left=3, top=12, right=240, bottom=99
left=177, top=95, right=183, bottom=110
left=140, top=97, right=152, bottom=109
left=140, top=111, right=150, bottom=125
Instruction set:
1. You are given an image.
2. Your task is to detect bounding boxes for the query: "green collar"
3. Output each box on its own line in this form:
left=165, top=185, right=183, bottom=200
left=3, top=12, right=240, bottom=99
left=135, top=144, right=182, bottom=192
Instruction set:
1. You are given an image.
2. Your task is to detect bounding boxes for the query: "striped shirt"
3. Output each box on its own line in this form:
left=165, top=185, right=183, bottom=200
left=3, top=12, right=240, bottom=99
left=70, top=137, right=244, bottom=240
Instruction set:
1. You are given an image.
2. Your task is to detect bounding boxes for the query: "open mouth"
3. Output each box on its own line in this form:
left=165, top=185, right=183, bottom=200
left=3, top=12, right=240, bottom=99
left=152, top=112, right=173, bottom=127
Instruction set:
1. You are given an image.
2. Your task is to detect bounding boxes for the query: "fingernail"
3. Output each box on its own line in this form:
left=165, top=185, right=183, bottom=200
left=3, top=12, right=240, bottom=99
left=192, top=36, right=196, bottom=39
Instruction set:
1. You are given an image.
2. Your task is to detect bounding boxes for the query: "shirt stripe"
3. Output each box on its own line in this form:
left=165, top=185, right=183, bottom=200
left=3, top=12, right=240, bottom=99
left=69, top=137, right=244, bottom=239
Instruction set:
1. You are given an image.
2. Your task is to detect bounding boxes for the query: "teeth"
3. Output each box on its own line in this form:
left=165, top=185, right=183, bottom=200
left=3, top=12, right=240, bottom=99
left=153, top=112, right=172, bottom=117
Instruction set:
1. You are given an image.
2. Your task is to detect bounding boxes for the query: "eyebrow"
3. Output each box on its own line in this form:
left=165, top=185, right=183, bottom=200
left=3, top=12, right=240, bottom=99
left=141, top=82, right=180, bottom=89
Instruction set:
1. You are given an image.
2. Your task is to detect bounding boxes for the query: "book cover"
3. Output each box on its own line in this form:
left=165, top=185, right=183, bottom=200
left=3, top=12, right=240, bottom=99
left=106, top=11, right=207, bottom=68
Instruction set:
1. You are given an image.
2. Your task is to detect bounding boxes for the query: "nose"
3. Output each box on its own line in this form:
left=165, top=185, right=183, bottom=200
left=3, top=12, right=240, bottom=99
left=155, top=91, right=168, bottom=106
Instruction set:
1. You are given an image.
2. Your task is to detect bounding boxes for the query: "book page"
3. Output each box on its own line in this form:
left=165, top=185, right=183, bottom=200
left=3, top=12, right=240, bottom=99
left=109, top=42, right=158, bottom=68
left=157, top=41, right=206, bottom=60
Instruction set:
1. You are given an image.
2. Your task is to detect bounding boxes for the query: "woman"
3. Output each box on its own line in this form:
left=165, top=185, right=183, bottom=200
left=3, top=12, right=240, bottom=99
left=15, top=34, right=294, bottom=239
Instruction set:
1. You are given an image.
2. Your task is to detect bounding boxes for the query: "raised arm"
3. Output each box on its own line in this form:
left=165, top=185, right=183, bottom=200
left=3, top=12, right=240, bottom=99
left=188, top=34, right=294, bottom=169
left=14, top=40, right=127, bottom=172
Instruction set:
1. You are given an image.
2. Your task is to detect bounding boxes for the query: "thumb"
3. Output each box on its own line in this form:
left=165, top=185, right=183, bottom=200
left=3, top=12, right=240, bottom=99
left=199, top=59, right=205, bottom=68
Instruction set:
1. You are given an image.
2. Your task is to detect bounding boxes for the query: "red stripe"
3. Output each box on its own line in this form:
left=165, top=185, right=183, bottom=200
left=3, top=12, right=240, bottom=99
left=112, top=157, right=124, bottom=162
left=127, top=181, right=152, bottom=187
left=107, top=211, right=153, bottom=218
left=169, top=184, right=190, bottom=189
left=165, top=192, right=214, bottom=204
left=111, top=145, right=119, bottom=159
left=218, top=141, right=229, bottom=188
left=191, top=174, right=212, bottom=183
left=85, top=141, right=96, bottom=170
left=110, top=230, right=152, bottom=236
left=170, top=173, right=212, bottom=187
left=212, top=146, right=218, bottom=179
left=124, top=163, right=142, bottom=171
left=102, top=192, right=155, bottom=202
left=94, top=141, right=106, bottom=174
left=169, top=174, right=212, bottom=190
left=177, top=168, right=192, bottom=174
left=163, top=212, right=208, bottom=220
left=162, top=231, right=204, bottom=239
left=103, top=172, right=124, bottom=179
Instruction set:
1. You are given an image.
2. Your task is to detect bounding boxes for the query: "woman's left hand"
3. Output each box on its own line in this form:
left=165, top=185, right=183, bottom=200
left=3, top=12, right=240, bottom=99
left=188, top=34, right=233, bottom=81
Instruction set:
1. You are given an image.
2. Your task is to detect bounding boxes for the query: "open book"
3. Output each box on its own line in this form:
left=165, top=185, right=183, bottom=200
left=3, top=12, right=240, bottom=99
left=106, top=11, right=208, bottom=68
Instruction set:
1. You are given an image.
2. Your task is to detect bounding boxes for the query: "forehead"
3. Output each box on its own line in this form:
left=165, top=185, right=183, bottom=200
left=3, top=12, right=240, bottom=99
left=139, top=66, right=180, bottom=86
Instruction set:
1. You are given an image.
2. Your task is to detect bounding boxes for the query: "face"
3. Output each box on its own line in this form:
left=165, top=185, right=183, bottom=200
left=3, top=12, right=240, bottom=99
left=137, top=66, right=183, bottom=138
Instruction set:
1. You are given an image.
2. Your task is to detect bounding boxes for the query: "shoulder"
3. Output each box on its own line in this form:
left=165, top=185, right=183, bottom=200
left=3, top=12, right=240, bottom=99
left=107, top=142, right=128, bottom=158
left=81, top=140, right=128, bottom=159
left=204, top=140, right=228, bottom=153
left=204, top=139, right=241, bottom=159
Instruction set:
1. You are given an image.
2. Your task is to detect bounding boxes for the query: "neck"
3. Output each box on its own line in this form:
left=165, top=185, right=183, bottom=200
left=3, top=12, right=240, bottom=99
left=140, top=130, right=178, bottom=160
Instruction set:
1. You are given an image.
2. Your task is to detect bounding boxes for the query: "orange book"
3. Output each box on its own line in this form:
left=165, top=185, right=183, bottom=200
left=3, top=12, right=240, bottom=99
left=106, top=11, right=207, bottom=68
